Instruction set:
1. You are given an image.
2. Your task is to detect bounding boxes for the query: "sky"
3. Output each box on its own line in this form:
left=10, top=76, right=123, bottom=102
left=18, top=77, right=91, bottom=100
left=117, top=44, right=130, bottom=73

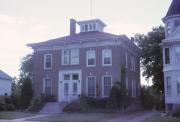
left=0, top=0, right=172, bottom=85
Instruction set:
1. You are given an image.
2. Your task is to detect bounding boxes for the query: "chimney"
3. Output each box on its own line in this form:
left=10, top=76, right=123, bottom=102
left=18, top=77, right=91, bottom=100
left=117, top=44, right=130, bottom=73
left=70, top=19, right=76, bottom=36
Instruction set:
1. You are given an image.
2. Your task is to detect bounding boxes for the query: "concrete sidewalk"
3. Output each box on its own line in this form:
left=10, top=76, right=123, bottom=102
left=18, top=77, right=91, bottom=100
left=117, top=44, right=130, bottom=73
left=0, top=114, right=49, bottom=122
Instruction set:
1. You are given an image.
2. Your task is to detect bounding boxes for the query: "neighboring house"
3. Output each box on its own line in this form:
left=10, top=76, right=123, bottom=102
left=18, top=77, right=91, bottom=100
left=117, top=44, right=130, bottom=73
left=0, top=70, right=12, bottom=96
left=160, top=0, right=180, bottom=112
left=28, top=19, right=141, bottom=103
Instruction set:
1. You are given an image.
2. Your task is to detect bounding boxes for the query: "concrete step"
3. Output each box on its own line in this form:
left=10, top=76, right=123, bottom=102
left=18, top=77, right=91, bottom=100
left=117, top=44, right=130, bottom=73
left=39, top=102, right=67, bottom=114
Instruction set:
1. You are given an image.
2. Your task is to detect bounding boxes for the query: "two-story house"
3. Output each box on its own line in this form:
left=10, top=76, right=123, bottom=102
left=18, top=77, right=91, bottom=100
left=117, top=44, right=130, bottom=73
left=160, top=0, right=180, bottom=112
left=28, top=19, right=141, bottom=103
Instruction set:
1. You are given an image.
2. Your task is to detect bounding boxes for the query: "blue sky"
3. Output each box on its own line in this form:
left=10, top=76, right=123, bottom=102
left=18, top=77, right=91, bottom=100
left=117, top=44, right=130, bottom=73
left=0, top=0, right=171, bottom=84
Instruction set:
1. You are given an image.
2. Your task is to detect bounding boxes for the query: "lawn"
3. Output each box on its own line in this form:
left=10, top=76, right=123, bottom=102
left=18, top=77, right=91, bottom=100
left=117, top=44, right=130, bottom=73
left=0, top=111, right=35, bottom=120
left=28, top=113, right=118, bottom=122
left=144, top=115, right=180, bottom=122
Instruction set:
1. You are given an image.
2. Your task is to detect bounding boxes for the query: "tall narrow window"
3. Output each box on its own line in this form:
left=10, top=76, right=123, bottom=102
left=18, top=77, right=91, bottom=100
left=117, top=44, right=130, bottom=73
left=103, top=76, right=112, bottom=97
left=102, top=49, right=112, bottom=66
left=44, top=54, right=52, bottom=69
left=166, top=77, right=171, bottom=95
left=44, top=78, right=52, bottom=95
left=62, top=49, right=70, bottom=65
left=125, top=53, right=128, bottom=68
left=175, top=47, right=180, bottom=64
left=175, top=20, right=180, bottom=28
left=177, top=77, right=180, bottom=94
left=86, top=76, right=96, bottom=97
left=87, top=51, right=96, bottom=67
left=85, top=24, right=88, bottom=32
left=126, top=77, right=128, bottom=90
left=71, top=49, right=79, bottom=65
left=165, top=48, right=170, bottom=64
left=131, top=57, right=135, bottom=71
left=131, top=80, right=136, bottom=97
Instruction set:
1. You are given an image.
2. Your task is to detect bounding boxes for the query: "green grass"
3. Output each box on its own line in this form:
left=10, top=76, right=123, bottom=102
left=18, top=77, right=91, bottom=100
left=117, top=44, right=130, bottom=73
left=144, top=115, right=180, bottom=122
left=28, top=113, right=118, bottom=122
left=0, top=111, right=35, bottom=120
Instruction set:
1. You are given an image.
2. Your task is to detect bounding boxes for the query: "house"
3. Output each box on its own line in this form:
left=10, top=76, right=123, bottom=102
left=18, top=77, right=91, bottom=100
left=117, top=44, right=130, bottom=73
left=0, top=70, right=12, bottom=96
left=28, top=19, right=141, bottom=103
left=160, top=0, right=180, bottom=112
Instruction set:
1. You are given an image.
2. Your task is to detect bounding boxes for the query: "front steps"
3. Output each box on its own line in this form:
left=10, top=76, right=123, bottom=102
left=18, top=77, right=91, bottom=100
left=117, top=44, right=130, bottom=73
left=39, top=102, right=67, bottom=114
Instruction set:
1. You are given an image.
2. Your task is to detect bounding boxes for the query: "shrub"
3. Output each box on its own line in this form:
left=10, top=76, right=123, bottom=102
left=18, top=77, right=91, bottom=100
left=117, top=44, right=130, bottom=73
left=0, top=96, right=5, bottom=111
left=27, top=96, right=45, bottom=112
left=41, top=94, right=56, bottom=102
left=172, top=108, right=180, bottom=117
left=5, top=104, right=15, bottom=111
left=11, top=90, right=20, bottom=109
left=107, top=82, right=132, bottom=110
left=63, top=99, right=89, bottom=113
left=4, top=96, right=12, bottom=104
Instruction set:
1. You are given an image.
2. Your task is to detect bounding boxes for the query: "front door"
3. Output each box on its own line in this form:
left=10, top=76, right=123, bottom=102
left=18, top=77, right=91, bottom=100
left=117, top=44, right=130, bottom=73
left=59, top=70, right=81, bottom=102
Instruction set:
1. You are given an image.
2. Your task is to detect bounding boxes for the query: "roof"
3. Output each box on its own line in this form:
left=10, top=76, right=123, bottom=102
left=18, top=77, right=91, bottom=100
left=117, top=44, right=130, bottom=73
left=28, top=31, right=119, bottom=48
left=0, top=70, right=12, bottom=81
left=165, top=0, right=180, bottom=18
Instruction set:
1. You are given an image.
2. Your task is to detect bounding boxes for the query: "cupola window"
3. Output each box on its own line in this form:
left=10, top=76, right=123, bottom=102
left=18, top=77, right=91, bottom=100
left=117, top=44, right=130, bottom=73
left=175, top=20, right=180, bottom=28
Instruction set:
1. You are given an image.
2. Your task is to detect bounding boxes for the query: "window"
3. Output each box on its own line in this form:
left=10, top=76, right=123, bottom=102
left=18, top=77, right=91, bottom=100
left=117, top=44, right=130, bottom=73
left=62, top=48, right=79, bottom=65
left=126, top=77, right=128, bottom=90
left=90, top=24, right=92, bottom=30
left=71, top=49, right=79, bottom=65
left=44, top=78, right=52, bottom=95
left=62, top=49, right=70, bottom=65
left=166, top=77, right=171, bottom=95
left=87, top=51, right=96, bottom=67
left=175, top=47, right=180, bottom=64
left=103, top=76, right=112, bottom=97
left=82, top=25, right=85, bottom=31
left=131, top=80, right=136, bottom=97
left=165, top=48, right=170, bottom=64
left=175, top=20, right=180, bottom=28
left=177, top=77, right=180, bottom=94
left=72, top=74, right=79, bottom=80
left=86, top=76, right=96, bottom=97
left=64, top=74, right=70, bottom=80
left=125, top=53, right=128, bottom=68
left=85, top=24, right=88, bottom=32
left=166, top=22, right=171, bottom=36
left=131, top=57, right=135, bottom=71
left=73, top=83, right=78, bottom=95
left=93, top=24, right=96, bottom=30
left=44, top=54, right=52, bottom=69
left=102, top=49, right=112, bottom=66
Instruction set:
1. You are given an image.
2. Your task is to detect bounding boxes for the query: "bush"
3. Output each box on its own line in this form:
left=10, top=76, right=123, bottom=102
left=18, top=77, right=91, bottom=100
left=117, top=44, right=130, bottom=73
left=4, top=96, right=12, bottom=104
left=41, top=94, right=56, bottom=102
left=172, top=109, right=180, bottom=117
left=81, top=96, right=108, bottom=109
left=27, top=96, right=45, bottom=112
left=5, top=104, right=15, bottom=111
left=63, top=99, right=89, bottom=113
left=11, top=90, right=20, bottom=109
left=107, top=82, right=132, bottom=110
left=0, top=96, right=5, bottom=111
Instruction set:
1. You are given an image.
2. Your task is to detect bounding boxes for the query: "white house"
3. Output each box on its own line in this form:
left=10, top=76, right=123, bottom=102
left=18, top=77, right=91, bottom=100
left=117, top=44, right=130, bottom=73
left=0, top=70, right=12, bottom=96
left=160, top=0, right=180, bottom=112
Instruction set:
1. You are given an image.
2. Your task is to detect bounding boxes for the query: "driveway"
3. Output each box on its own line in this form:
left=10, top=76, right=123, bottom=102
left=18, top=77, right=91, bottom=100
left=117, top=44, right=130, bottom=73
left=105, top=111, right=158, bottom=122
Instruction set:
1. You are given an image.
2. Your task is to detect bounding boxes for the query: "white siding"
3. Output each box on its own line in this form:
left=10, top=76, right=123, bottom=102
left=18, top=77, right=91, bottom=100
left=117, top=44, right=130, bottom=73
left=0, top=79, right=12, bottom=96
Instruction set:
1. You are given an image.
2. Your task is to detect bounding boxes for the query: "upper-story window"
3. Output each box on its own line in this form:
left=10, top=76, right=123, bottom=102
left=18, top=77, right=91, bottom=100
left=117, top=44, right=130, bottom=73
left=175, top=47, right=180, bottom=64
left=82, top=25, right=85, bottom=31
left=89, top=24, right=93, bottom=30
left=165, top=48, right=170, bottom=64
left=130, top=56, right=135, bottom=71
left=62, top=48, right=79, bottom=65
left=85, top=24, right=88, bottom=32
left=177, top=77, right=180, bottom=95
left=166, top=76, right=171, bottom=95
left=93, top=24, right=96, bottom=30
left=44, top=54, right=52, bottom=69
left=87, top=51, right=96, bottom=67
left=166, top=22, right=171, bottom=36
left=102, top=49, right=112, bottom=66
left=175, top=20, right=180, bottom=28
left=125, top=53, right=128, bottom=68
left=71, top=49, right=79, bottom=65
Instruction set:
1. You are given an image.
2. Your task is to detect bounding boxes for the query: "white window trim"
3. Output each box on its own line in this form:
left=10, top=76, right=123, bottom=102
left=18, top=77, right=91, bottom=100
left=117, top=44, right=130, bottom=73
left=131, top=80, right=136, bottom=98
left=125, top=53, right=128, bottom=68
left=102, top=49, right=112, bottom=66
left=86, top=76, right=96, bottom=97
left=102, top=75, right=112, bottom=97
left=177, top=77, right=180, bottom=95
left=86, top=51, right=96, bottom=67
left=43, top=78, right=52, bottom=95
left=44, top=54, right=52, bottom=70
left=62, top=49, right=70, bottom=65
left=70, top=48, right=79, bottom=65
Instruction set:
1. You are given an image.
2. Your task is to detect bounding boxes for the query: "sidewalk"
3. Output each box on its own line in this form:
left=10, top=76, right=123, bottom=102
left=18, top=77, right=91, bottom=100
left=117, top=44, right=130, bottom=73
left=0, top=114, right=49, bottom=122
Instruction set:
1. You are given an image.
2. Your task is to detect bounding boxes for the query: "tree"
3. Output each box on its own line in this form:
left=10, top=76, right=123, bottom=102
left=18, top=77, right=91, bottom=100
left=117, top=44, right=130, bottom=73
left=134, top=26, right=165, bottom=93
left=20, top=54, right=33, bottom=78
left=20, top=77, right=33, bottom=109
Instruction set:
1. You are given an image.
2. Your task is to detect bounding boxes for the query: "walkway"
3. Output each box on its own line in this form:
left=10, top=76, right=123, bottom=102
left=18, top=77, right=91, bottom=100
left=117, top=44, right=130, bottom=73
left=0, top=114, right=49, bottom=122
left=105, top=111, right=158, bottom=122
